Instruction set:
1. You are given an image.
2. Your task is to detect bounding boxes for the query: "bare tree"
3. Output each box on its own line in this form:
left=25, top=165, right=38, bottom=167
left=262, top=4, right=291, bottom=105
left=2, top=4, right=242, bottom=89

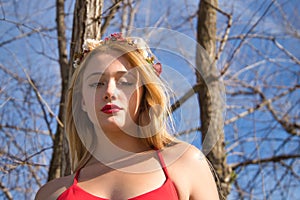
left=0, top=1, right=63, bottom=199
left=196, top=0, right=232, bottom=198
left=217, top=1, right=300, bottom=199
left=47, top=0, right=71, bottom=181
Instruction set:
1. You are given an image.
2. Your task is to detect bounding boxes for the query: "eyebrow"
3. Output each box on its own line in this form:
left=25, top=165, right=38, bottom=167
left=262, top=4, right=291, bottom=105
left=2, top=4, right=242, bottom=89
left=85, top=71, right=136, bottom=80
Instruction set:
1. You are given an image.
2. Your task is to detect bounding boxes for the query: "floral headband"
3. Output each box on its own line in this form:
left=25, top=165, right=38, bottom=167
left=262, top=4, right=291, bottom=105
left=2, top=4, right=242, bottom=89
left=73, top=33, right=162, bottom=76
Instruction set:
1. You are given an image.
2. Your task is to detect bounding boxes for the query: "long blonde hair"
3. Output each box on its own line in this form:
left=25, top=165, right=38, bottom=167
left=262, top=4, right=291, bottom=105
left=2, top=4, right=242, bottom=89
left=66, top=39, right=176, bottom=172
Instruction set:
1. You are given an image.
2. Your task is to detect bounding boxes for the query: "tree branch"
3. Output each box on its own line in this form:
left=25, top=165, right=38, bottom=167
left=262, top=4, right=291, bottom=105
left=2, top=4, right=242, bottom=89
left=101, top=0, right=122, bottom=36
left=0, top=64, right=25, bottom=83
left=173, top=127, right=201, bottom=138
left=231, top=154, right=300, bottom=170
left=0, top=124, right=49, bottom=135
left=0, top=181, right=13, bottom=200
left=225, top=84, right=299, bottom=126
left=170, top=83, right=201, bottom=112
left=272, top=38, right=300, bottom=65
left=203, top=0, right=232, bottom=63
left=220, top=1, right=274, bottom=76
left=23, top=69, right=63, bottom=132
left=0, top=18, right=56, bottom=47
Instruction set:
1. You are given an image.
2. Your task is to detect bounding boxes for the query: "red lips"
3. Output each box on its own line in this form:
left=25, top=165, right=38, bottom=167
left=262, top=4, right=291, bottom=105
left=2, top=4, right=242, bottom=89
left=100, top=104, right=122, bottom=114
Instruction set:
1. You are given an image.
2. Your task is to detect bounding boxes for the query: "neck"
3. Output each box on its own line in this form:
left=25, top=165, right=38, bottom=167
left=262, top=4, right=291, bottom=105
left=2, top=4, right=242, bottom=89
left=89, top=125, right=151, bottom=165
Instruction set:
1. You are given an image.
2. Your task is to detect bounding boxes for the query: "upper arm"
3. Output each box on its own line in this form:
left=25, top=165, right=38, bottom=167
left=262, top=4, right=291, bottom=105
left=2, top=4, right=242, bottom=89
left=165, top=143, right=220, bottom=200
left=184, top=146, right=220, bottom=200
left=35, top=176, right=72, bottom=200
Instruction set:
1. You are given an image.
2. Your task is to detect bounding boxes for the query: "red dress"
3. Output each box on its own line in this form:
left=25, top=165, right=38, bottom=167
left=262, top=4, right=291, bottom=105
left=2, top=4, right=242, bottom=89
left=57, top=150, right=179, bottom=200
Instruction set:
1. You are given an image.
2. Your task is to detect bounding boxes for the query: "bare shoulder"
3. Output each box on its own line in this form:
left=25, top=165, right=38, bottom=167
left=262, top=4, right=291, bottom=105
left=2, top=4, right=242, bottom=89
left=162, top=142, right=207, bottom=166
left=35, top=174, right=74, bottom=200
left=163, top=142, right=220, bottom=200
left=177, top=143, right=208, bottom=167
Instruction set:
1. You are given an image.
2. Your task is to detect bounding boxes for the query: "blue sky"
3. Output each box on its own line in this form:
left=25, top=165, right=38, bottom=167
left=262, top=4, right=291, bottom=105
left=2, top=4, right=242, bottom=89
left=0, top=0, right=299, bottom=199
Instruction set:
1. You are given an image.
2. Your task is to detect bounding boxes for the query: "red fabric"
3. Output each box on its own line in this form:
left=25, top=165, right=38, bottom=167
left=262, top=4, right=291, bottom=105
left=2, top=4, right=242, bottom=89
left=57, top=151, right=179, bottom=200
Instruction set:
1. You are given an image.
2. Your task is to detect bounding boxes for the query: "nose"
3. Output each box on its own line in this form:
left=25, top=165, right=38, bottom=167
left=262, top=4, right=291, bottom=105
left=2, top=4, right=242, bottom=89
left=103, top=79, right=117, bottom=100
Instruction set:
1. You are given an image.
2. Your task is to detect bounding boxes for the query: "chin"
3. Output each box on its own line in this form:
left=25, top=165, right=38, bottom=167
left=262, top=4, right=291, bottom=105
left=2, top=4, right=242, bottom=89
left=98, top=118, right=125, bottom=130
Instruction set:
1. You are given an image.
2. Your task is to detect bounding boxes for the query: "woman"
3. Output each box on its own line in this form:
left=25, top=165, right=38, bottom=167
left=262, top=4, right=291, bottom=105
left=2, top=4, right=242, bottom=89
left=35, top=33, right=220, bottom=200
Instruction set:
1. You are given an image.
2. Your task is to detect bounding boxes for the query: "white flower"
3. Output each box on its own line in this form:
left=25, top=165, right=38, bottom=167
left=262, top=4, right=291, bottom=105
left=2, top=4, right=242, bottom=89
left=131, top=38, right=152, bottom=60
left=82, top=39, right=103, bottom=51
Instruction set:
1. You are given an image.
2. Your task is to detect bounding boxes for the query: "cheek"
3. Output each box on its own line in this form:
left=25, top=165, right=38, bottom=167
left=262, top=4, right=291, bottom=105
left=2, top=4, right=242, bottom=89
left=93, top=90, right=104, bottom=106
left=82, top=90, right=102, bottom=121
left=83, top=91, right=95, bottom=108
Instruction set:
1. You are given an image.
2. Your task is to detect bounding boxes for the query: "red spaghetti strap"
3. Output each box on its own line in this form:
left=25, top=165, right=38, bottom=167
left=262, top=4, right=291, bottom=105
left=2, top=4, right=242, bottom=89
left=58, top=155, right=179, bottom=200
left=73, top=168, right=81, bottom=184
left=156, top=150, right=170, bottom=178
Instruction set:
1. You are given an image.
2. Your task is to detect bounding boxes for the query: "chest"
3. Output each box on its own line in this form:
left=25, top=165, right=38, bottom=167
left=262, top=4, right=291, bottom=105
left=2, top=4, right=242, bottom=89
left=77, top=169, right=167, bottom=199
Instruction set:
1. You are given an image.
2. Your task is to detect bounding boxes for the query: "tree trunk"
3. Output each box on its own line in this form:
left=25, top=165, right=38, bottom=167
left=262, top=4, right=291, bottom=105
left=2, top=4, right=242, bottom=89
left=48, top=0, right=71, bottom=181
left=48, top=0, right=103, bottom=181
left=69, top=0, right=103, bottom=80
left=196, top=0, right=232, bottom=199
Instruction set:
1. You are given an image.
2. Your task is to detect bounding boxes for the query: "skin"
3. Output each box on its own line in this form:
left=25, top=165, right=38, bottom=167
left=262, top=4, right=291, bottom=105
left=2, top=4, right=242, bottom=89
left=35, top=53, right=220, bottom=200
left=81, top=53, right=145, bottom=149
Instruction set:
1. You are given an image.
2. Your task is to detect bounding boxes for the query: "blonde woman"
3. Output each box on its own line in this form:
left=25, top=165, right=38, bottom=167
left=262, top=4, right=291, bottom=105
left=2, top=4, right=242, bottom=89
left=35, top=33, right=219, bottom=200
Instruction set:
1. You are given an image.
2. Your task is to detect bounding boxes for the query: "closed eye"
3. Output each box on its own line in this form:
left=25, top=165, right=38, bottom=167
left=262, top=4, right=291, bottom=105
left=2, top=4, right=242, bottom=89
left=117, top=81, right=134, bottom=86
left=89, top=82, right=105, bottom=88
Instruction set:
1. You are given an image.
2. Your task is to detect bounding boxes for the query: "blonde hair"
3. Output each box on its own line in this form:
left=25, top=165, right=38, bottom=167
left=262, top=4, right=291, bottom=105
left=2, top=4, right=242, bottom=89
left=66, top=40, right=176, bottom=172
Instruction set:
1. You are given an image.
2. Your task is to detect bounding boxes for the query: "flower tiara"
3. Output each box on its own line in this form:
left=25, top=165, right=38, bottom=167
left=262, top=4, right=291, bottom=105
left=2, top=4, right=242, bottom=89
left=73, top=33, right=162, bottom=76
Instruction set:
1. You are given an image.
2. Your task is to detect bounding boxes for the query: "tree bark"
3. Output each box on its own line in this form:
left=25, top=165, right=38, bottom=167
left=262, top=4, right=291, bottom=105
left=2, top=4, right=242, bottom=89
left=196, top=0, right=232, bottom=198
left=48, top=0, right=70, bottom=181
left=69, top=0, right=103, bottom=78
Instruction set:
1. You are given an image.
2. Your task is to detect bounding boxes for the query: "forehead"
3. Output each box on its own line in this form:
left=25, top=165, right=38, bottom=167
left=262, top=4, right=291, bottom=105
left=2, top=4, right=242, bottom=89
left=83, top=53, right=135, bottom=77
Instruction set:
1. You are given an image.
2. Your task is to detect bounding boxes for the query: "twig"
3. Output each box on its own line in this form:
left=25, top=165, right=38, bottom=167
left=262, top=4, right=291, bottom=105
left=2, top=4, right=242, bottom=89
left=101, top=0, right=122, bottom=36
left=272, top=38, right=300, bottom=65
left=173, top=127, right=201, bottom=137
left=225, top=85, right=298, bottom=125
left=0, top=27, right=56, bottom=47
left=0, top=123, right=49, bottom=135
left=220, top=1, right=275, bottom=75
left=170, top=83, right=201, bottom=112
left=231, top=154, right=300, bottom=170
left=0, top=181, right=13, bottom=200
left=23, top=69, right=64, bottom=130
left=203, top=0, right=233, bottom=62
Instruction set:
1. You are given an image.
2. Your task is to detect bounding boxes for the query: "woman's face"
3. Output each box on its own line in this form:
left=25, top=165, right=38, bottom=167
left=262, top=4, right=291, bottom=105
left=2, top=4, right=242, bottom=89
left=81, top=53, right=144, bottom=134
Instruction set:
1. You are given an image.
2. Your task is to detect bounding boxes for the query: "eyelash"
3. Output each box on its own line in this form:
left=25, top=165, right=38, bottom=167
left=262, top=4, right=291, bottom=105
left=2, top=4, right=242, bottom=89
left=88, top=82, right=105, bottom=88
left=88, top=81, right=134, bottom=88
left=118, top=81, right=134, bottom=86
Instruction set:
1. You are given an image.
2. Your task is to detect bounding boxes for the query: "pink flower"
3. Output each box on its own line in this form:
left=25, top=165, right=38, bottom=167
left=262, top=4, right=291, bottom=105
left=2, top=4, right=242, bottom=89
left=153, top=62, right=162, bottom=76
left=107, top=33, right=126, bottom=42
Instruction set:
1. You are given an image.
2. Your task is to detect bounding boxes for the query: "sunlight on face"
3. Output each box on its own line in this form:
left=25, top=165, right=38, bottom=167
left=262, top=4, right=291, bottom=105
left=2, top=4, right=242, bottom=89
left=81, top=53, right=144, bottom=135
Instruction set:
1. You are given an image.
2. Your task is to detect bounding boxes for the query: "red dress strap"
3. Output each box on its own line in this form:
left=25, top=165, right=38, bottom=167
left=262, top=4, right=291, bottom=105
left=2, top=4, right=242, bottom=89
left=73, top=168, right=81, bottom=185
left=156, top=150, right=170, bottom=178
left=57, top=152, right=179, bottom=200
